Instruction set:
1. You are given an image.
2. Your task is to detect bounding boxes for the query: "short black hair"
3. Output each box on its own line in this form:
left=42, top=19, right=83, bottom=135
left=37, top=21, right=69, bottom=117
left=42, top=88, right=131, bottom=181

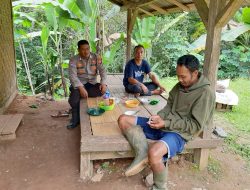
left=177, top=54, right=200, bottom=72
left=134, top=44, right=145, bottom=52
left=77, top=40, right=89, bottom=49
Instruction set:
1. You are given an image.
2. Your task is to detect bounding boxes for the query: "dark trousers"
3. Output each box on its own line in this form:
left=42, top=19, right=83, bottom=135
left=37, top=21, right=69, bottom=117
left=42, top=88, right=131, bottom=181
left=68, top=83, right=103, bottom=126
left=125, top=82, right=158, bottom=96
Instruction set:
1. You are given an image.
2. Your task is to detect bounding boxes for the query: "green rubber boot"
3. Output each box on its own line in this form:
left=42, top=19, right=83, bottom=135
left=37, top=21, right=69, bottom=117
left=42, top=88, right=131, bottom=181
left=124, top=125, right=148, bottom=176
left=151, top=165, right=168, bottom=190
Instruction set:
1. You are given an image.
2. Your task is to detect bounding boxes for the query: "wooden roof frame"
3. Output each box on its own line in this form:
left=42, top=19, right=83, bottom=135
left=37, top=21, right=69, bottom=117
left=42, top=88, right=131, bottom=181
left=108, top=0, right=247, bottom=91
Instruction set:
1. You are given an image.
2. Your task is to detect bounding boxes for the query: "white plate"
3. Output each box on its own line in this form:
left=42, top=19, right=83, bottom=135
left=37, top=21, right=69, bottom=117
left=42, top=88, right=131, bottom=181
left=124, top=110, right=139, bottom=116
left=138, top=97, right=150, bottom=104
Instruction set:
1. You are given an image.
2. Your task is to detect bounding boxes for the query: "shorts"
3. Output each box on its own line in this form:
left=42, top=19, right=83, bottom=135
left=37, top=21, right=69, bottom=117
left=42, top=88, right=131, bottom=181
left=136, top=116, right=186, bottom=160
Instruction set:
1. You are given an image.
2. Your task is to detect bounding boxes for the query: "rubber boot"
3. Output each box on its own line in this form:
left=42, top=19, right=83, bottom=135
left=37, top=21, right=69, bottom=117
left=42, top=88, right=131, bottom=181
left=151, top=165, right=168, bottom=190
left=124, top=125, right=148, bottom=176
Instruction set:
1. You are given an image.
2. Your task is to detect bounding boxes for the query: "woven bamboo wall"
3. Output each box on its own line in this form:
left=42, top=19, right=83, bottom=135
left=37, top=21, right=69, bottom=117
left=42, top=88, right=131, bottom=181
left=0, top=0, right=17, bottom=113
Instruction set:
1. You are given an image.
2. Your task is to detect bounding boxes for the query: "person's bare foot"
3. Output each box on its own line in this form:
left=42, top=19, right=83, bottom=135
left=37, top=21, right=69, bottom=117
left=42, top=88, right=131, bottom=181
left=134, top=93, right=140, bottom=97
left=152, top=89, right=163, bottom=95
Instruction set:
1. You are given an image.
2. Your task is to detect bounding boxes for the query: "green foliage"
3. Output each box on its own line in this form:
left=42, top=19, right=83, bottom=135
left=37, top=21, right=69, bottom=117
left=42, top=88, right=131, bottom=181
left=218, top=43, right=250, bottom=79
left=133, top=17, right=156, bottom=48
left=242, top=7, right=250, bottom=24
left=103, top=34, right=125, bottom=72
left=151, top=27, right=189, bottom=77
left=216, top=79, right=250, bottom=162
left=225, top=134, right=250, bottom=161
left=220, top=79, right=250, bottom=132
left=189, top=24, right=250, bottom=52
left=207, top=156, right=223, bottom=180
left=160, top=77, right=178, bottom=92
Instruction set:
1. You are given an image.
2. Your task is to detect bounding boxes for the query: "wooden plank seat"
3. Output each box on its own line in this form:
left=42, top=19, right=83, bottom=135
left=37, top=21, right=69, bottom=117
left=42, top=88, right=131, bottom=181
left=0, top=114, right=24, bottom=140
left=79, top=74, right=223, bottom=180
left=81, top=136, right=223, bottom=153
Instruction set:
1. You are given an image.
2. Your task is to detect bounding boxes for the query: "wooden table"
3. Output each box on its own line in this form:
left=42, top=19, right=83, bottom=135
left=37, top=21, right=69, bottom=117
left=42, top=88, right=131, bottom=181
left=79, top=74, right=223, bottom=180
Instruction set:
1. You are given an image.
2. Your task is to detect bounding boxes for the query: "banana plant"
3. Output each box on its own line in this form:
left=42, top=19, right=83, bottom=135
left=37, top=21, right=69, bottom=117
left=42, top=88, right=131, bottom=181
left=103, top=33, right=125, bottom=72
left=37, top=26, right=59, bottom=98
left=133, top=17, right=156, bottom=49
left=60, top=0, right=98, bottom=51
left=189, top=7, right=250, bottom=52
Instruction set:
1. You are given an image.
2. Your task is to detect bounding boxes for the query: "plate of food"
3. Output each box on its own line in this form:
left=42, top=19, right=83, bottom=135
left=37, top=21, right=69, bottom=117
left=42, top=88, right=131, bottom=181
left=99, top=98, right=115, bottom=111
left=125, top=99, right=140, bottom=108
left=149, top=99, right=159, bottom=105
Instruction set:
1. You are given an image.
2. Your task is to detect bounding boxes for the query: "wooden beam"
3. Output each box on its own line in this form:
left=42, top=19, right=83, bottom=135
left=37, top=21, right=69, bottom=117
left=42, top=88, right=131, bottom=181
left=108, top=0, right=123, bottom=7
left=164, top=0, right=189, bottom=11
left=148, top=3, right=168, bottom=14
left=193, top=0, right=209, bottom=29
left=126, top=8, right=138, bottom=63
left=203, top=0, right=227, bottom=91
left=129, top=9, right=138, bottom=34
left=140, top=3, right=195, bottom=18
left=81, top=136, right=223, bottom=152
left=216, top=0, right=244, bottom=27
left=80, top=99, right=94, bottom=181
left=126, top=9, right=132, bottom=64
left=138, top=7, right=154, bottom=16
left=121, top=0, right=155, bottom=10
left=80, top=99, right=92, bottom=137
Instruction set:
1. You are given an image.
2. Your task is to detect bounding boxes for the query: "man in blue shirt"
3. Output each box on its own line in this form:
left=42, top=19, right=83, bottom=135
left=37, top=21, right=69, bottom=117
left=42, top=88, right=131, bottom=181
left=123, top=45, right=165, bottom=96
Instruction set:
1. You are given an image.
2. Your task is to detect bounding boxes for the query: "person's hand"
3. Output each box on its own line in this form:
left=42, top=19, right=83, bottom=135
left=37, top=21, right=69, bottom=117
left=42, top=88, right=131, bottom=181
left=140, top=83, right=149, bottom=94
left=99, top=84, right=107, bottom=94
left=147, top=115, right=165, bottom=129
left=79, top=86, right=88, bottom=98
left=159, top=85, right=166, bottom=92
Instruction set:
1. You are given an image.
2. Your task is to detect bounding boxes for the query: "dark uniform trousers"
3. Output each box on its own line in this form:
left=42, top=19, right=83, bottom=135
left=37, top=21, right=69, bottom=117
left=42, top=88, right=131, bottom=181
left=68, top=83, right=103, bottom=126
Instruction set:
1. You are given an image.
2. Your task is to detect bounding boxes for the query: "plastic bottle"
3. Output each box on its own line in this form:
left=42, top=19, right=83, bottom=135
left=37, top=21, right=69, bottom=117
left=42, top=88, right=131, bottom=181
left=103, top=90, right=110, bottom=106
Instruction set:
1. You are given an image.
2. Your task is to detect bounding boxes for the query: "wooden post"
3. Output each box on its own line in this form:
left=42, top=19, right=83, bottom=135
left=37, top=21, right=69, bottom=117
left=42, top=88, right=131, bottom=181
left=203, top=0, right=243, bottom=91
left=80, top=153, right=93, bottom=181
left=193, top=0, right=243, bottom=170
left=126, top=9, right=132, bottom=64
left=126, top=8, right=138, bottom=65
left=203, top=0, right=226, bottom=91
left=194, top=0, right=227, bottom=170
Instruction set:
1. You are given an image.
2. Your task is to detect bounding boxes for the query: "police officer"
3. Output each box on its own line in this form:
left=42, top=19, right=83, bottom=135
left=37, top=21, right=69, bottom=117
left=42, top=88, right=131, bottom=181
left=67, top=40, right=107, bottom=129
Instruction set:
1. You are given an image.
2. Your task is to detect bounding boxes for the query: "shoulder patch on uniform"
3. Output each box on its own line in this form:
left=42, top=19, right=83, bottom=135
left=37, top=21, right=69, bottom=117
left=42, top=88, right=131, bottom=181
left=97, top=55, right=102, bottom=64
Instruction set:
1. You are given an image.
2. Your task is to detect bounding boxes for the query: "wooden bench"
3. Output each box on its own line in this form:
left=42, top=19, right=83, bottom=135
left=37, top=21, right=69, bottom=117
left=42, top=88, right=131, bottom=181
left=79, top=74, right=223, bottom=180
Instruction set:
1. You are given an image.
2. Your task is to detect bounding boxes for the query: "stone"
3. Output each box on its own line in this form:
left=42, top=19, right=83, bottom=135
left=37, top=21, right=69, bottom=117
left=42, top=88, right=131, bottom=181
left=144, top=172, right=153, bottom=187
left=91, top=173, right=104, bottom=182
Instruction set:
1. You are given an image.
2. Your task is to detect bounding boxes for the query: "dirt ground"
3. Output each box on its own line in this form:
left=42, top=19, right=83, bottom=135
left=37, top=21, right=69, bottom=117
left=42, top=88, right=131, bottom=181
left=0, top=95, right=249, bottom=190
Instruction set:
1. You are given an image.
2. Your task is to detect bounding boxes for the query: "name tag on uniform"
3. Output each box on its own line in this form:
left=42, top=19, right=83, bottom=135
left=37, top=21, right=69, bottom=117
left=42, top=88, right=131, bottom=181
left=77, top=69, right=86, bottom=74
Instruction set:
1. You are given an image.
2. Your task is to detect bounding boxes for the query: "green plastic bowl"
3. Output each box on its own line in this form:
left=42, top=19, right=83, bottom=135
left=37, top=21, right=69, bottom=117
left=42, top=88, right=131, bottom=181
left=98, top=101, right=115, bottom=111
left=87, top=107, right=105, bottom=116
